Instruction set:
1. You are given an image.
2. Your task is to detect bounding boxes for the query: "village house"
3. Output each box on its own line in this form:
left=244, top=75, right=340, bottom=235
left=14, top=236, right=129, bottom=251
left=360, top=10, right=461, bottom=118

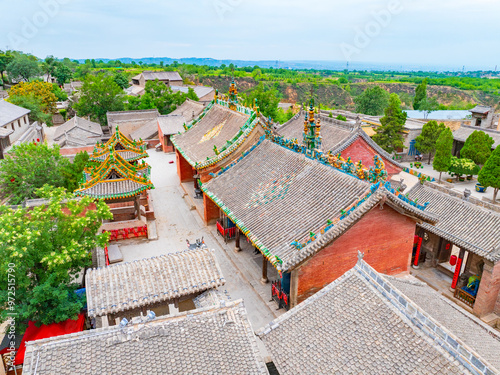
left=258, top=257, right=500, bottom=374
left=170, top=85, right=215, bottom=103
left=131, top=71, right=183, bottom=87
left=21, top=300, right=268, bottom=375
left=53, top=115, right=103, bottom=147
left=85, top=248, right=225, bottom=327
left=0, top=99, right=44, bottom=158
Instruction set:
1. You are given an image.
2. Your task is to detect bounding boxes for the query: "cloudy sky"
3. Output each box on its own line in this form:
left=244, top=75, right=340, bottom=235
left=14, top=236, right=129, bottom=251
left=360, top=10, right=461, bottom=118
left=1, top=0, right=498, bottom=69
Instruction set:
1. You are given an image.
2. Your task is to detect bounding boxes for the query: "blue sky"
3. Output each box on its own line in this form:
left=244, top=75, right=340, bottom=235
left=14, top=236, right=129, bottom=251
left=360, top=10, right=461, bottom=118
left=1, top=0, right=499, bottom=69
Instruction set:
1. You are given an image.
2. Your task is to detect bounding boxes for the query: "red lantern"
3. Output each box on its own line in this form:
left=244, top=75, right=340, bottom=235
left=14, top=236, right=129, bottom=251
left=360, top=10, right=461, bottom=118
left=450, top=255, right=457, bottom=266
left=37, top=138, right=40, bottom=142
left=10, top=178, right=15, bottom=183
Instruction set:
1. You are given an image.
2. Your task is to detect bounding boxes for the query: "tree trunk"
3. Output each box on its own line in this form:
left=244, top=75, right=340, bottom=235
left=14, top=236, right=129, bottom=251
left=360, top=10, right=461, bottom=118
left=428, top=152, right=432, bottom=165
left=438, top=171, right=442, bottom=183
left=494, top=188, right=498, bottom=204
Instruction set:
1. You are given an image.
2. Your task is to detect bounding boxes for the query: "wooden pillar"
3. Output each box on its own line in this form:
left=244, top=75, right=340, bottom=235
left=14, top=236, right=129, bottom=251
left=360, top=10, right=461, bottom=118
left=451, top=248, right=465, bottom=290
left=134, top=195, right=141, bottom=220
left=261, top=254, right=268, bottom=284
left=412, top=236, right=423, bottom=269
left=234, top=229, right=241, bottom=252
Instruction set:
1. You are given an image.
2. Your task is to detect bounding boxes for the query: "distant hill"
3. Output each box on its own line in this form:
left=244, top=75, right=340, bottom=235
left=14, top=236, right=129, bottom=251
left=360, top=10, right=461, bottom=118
left=73, top=57, right=466, bottom=72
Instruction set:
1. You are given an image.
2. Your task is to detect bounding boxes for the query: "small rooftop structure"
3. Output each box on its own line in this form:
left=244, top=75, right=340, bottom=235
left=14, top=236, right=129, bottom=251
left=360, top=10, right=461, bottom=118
left=158, top=114, right=185, bottom=136
left=53, top=116, right=103, bottom=147
left=0, top=99, right=30, bottom=127
left=131, top=71, right=183, bottom=87
left=107, top=109, right=160, bottom=138
left=258, top=258, right=498, bottom=374
left=22, top=300, right=268, bottom=375
left=169, top=98, right=205, bottom=121
left=170, top=85, right=215, bottom=102
left=85, top=248, right=225, bottom=318
left=453, top=125, right=500, bottom=149
left=90, top=126, right=148, bottom=162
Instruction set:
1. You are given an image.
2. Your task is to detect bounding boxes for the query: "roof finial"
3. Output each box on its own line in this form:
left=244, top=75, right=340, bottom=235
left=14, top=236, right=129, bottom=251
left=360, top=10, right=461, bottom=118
left=357, top=250, right=364, bottom=264
left=228, top=80, right=238, bottom=111
left=303, top=98, right=322, bottom=151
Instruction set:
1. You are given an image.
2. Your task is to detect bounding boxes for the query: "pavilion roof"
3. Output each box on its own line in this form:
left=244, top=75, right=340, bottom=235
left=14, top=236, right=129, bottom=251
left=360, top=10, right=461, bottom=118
left=75, top=149, right=153, bottom=200
left=171, top=99, right=259, bottom=169
left=202, top=138, right=435, bottom=271
left=90, top=126, right=148, bottom=162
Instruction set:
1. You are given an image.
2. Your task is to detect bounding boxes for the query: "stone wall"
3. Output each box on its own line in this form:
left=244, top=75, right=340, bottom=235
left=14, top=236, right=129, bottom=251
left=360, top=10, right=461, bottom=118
left=295, top=205, right=416, bottom=305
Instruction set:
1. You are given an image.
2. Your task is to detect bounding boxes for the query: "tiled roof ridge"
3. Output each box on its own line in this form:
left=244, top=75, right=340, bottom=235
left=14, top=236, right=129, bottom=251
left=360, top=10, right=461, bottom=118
left=27, top=299, right=246, bottom=348
left=385, top=276, right=500, bottom=343
left=355, top=260, right=500, bottom=374
left=456, top=124, right=500, bottom=135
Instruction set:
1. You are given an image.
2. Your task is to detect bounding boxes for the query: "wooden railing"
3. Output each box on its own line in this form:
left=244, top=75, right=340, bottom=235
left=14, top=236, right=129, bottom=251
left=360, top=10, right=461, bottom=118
left=104, top=226, right=148, bottom=241
left=454, top=287, right=476, bottom=308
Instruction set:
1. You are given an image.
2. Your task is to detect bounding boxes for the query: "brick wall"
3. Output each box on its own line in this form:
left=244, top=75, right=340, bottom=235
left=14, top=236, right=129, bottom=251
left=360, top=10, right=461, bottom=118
left=176, top=149, right=194, bottom=182
left=342, top=137, right=401, bottom=176
left=295, top=204, right=415, bottom=304
left=473, top=260, right=500, bottom=317
left=203, top=193, right=219, bottom=224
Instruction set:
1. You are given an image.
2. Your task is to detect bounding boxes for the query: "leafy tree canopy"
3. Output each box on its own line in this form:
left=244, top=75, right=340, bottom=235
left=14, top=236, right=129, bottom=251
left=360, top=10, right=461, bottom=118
left=53, top=63, right=73, bottom=85
left=372, top=93, right=407, bottom=153
left=6, top=54, right=40, bottom=82
left=0, top=50, right=15, bottom=85
left=126, top=79, right=187, bottom=115
left=74, top=73, right=125, bottom=125
left=448, top=156, right=479, bottom=177
left=0, top=186, right=112, bottom=329
left=478, top=145, right=500, bottom=203
left=9, top=80, right=57, bottom=114
left=433, top=127, right=453, bottom=182
left=413, top=78, right=428, bottom=110
left=460, top=130, right=495, bottom=165
left=113, top=72, right=130, bottom=89
left=354, top=86, right=390, bottom=116
left=243, top=83, right=281, bottom=121
left=8, top=95, right=54, bottom=126
left=414, top=120, right=446, bottom=163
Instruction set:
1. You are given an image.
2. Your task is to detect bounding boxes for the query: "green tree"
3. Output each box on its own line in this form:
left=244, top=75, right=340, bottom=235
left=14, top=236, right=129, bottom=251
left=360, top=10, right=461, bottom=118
left=460, top=130, right=495, bottom=165
left=336, top=114, right=347, bottom=121
left=41, top=56, right=57, bottom=82
left=53, top=63, right=73, bottom=85
left=244, top=83, right=281, bottom=120
left=7, top=95, right=54, bottom=126
left=448, top=156, right=480, bottom=179
left=414, top=120, right=445, bottom=164
left=478, top=145, right=500, bottom=203
left=6, top=54, right=40, bottom=82
left=126, top=79, right=187, bottom=115
left=61, top=151, right=89, bottom=192
left=354, top=86, right=390, bottom=116
left=0, top=186, right=112, bottom=329
left=52, top=83, right=68, bottom=101
left=413, top=78, right=428, bottom=110
left=113, top=72, right=129, bottom=89
left=372, top=93, right=407, bottom=153
left=186, top=87, right=199, bottom=101
left=74, top=73, right=125, bottom=125
left=0, top=50, right=15, bottom=86
left=0, top=143, right=69, bottom=204
left=433, top=127, right=453, bottom=182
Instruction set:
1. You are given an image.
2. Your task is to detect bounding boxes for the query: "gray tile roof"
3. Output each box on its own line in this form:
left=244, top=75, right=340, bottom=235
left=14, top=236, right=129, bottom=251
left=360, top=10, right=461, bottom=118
left=257, top=259, right=480, bottom=375
left=193, top=288, right=232, bottom=309
left=470, top=105, right=492, bottom=115
left=129, top=118, right=158, bottom=140
left=158, top=114, right=186, bottom=135
left=172, top=104, right=250, bottom=166
left=169, top=98, right=205, bottom=120
left=408, top=184, right=500, bottom=261
left=388, top=277, right=500, bottom=372
left=276, top=111, right=405, bottom=171
left=171, top=85, right=215, bottom=100
left=202, top=139, right=435, bottom=271
left=276, top=111, right=356, bottom=151
left=453, top=125, right=500, bottom=148
left=54, top=116, right=103, bottom=146
left=23, top=300, right=268, bottom=375
left=0, top=99, right=30, bottom=127
left=86, top=248, right=225, bottom=318
left=133, top=71, right=182, bottom=82
left=107, top=109, right=160, bottom=138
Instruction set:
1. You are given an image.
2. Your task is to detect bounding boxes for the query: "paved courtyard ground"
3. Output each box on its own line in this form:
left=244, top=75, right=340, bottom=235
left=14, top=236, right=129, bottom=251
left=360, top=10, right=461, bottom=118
left=116, top=150, right=278, bottom=357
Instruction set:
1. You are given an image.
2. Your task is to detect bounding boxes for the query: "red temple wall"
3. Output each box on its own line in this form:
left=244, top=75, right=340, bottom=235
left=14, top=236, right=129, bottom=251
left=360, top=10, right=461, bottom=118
left=176, top=149, right=194, bottom=182
left=296, top=205, right=415, bottom=304
left=203, top=193, right=220, bottom=224
left=342, top=137, right=401, bottom=176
